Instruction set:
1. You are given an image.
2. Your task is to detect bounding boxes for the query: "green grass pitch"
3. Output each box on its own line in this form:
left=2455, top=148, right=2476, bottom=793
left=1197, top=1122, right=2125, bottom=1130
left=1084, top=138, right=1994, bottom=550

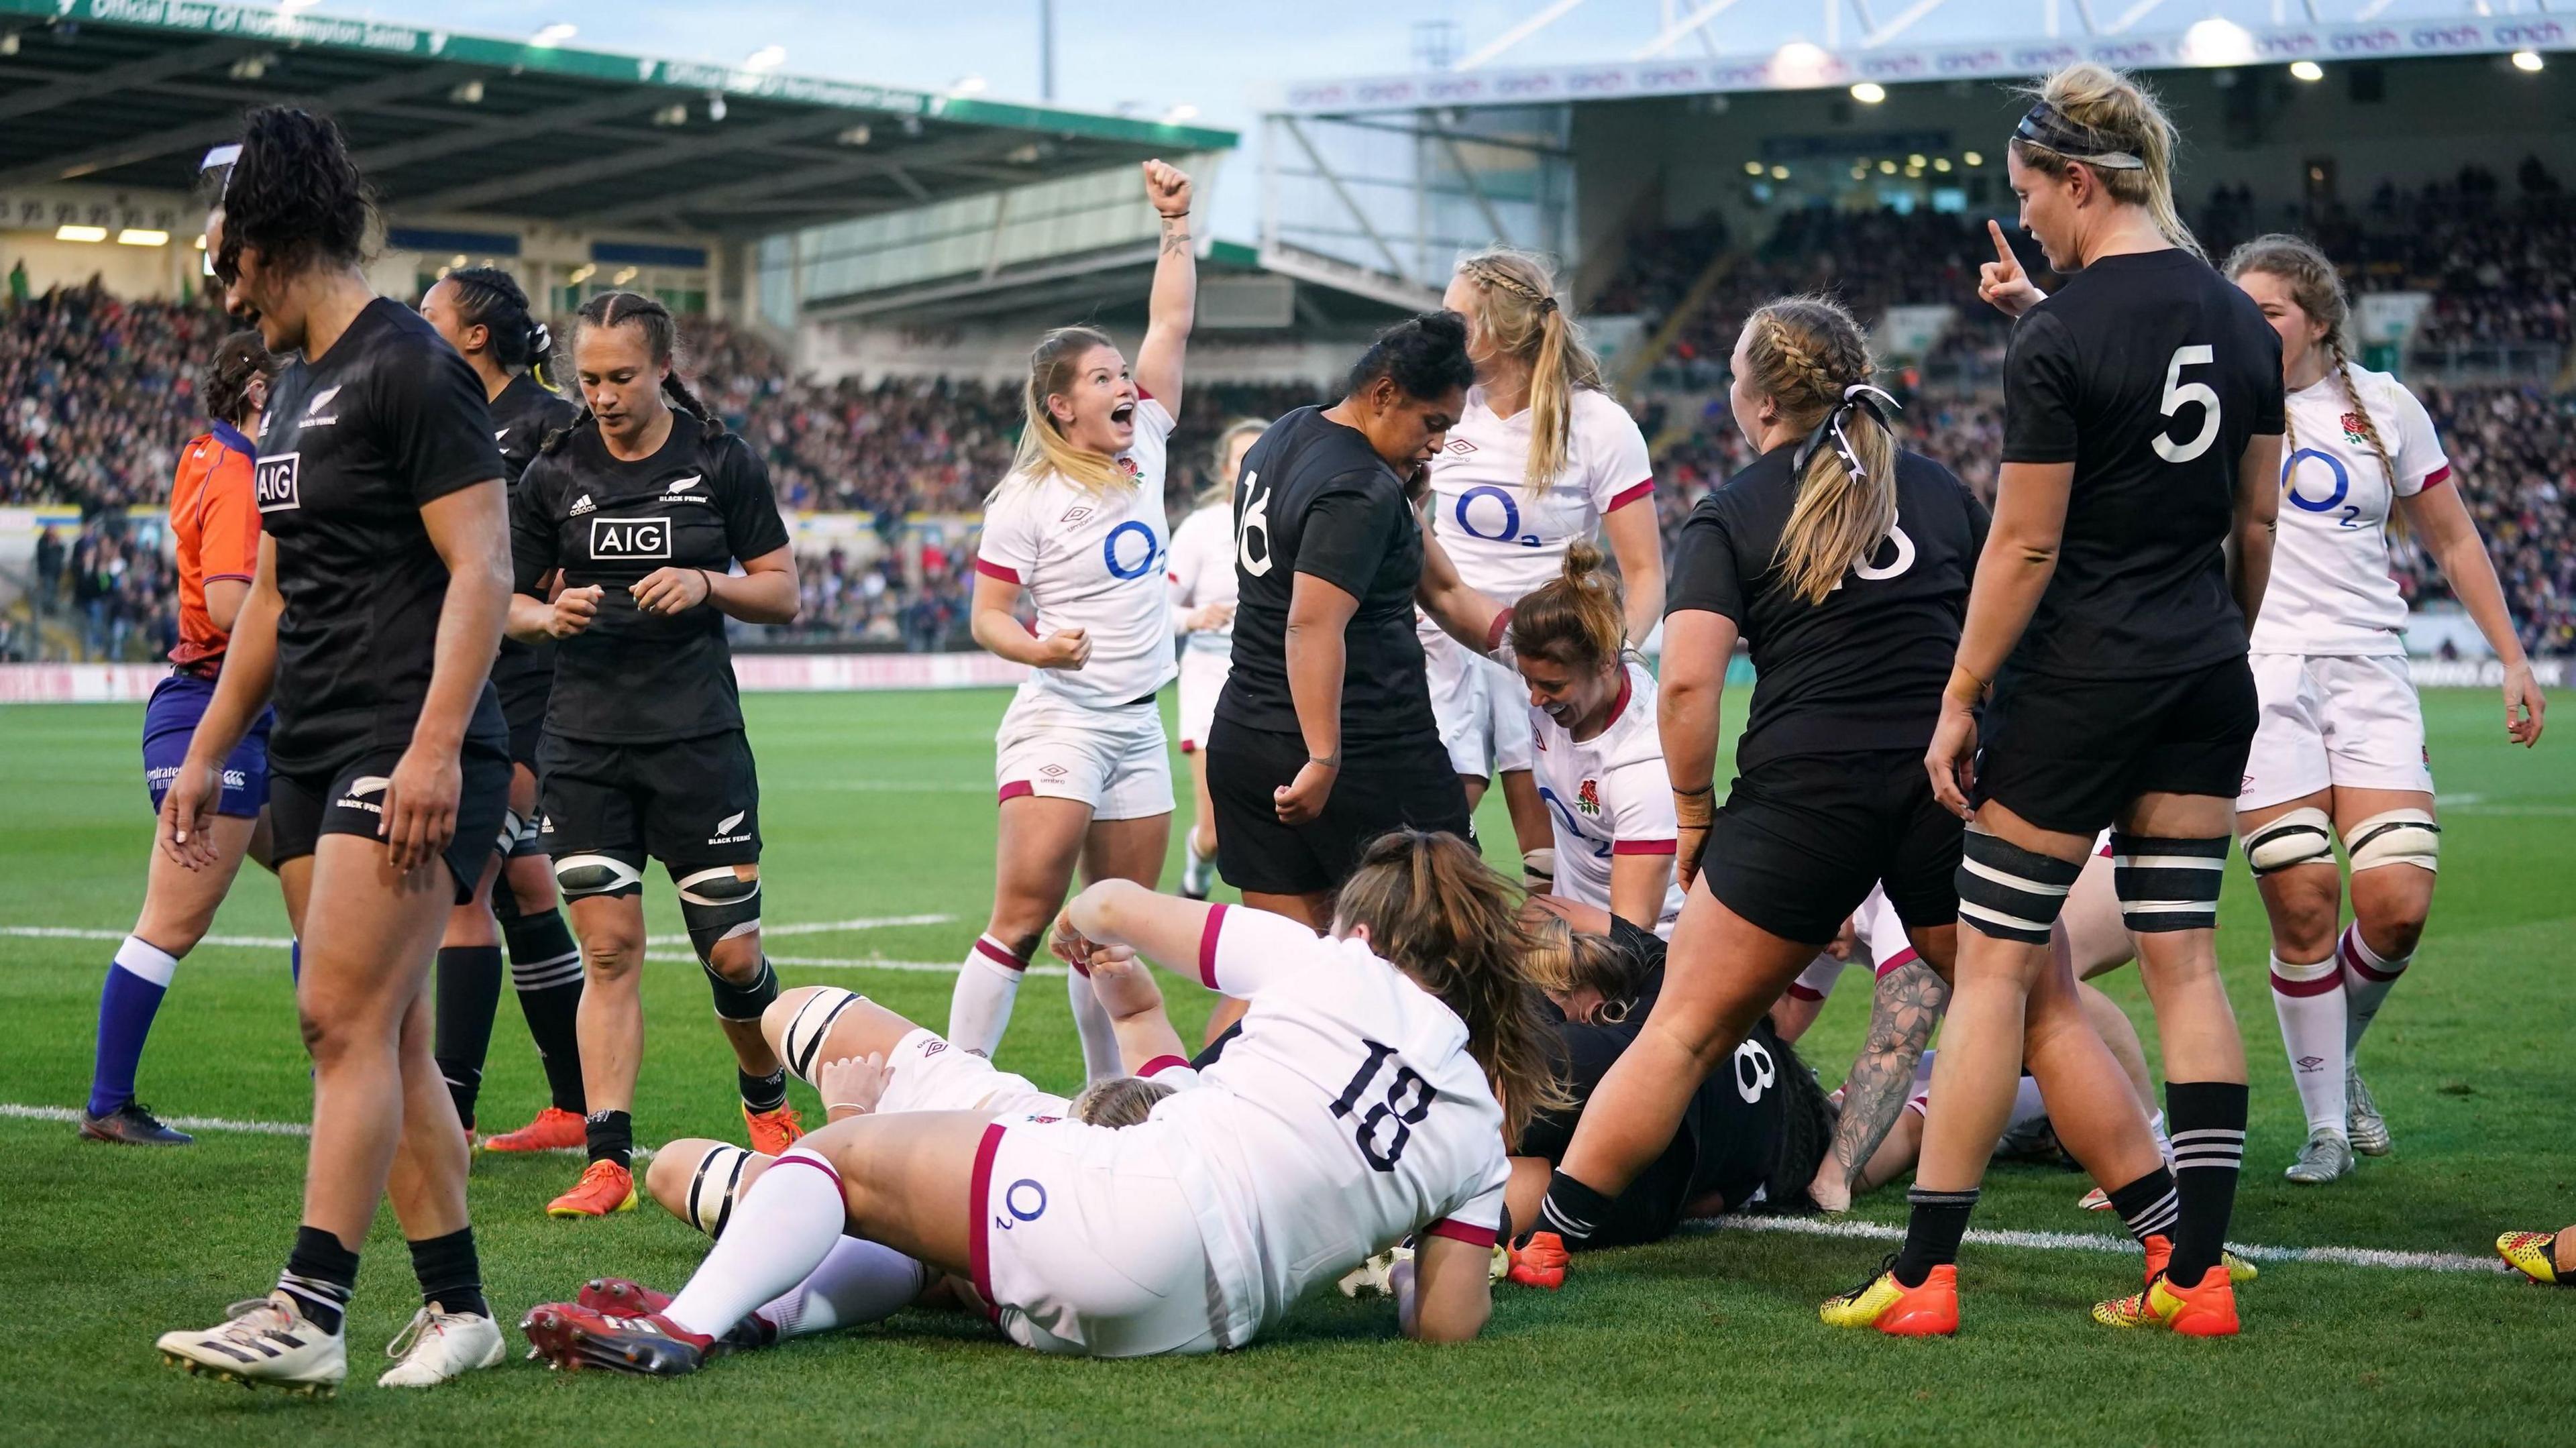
left=2, top=685, right=2571, bottom=1447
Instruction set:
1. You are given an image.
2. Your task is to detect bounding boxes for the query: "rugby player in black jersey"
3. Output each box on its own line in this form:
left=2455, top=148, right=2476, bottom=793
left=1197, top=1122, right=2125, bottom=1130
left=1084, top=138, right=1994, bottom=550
left=155, top=107, right=514, bottom=1394
left=507, top=290, right=803, bottom=1219
left=1208, top=313, right=1497, bottom=938
left=1529, top=298, right=1991, bottom=1288
left=419, top=266, right=590, bottom=1153
left=1845, top=64, right=2284, bottom=1338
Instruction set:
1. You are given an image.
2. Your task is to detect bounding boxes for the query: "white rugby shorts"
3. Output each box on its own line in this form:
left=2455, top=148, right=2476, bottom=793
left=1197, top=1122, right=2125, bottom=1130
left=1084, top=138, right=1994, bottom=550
left=1425, top=632, right=1534, bottom=779
left=877, top=1027, right=1067, bottom=1119
left=2240, top=653, right=2432, bottom=810
left=1176, top=647, right=1230, bottom=755
left=968, top=1116, right=1224, bottom=1357
left=995, top=689, right=1175, bottom=821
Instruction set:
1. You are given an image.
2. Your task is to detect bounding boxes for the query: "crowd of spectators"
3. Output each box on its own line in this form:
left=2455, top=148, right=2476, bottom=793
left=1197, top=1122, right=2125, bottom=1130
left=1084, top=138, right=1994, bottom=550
left=17, top=516, right=180, bottom=661
left=1, top=283, right=212, bottom=508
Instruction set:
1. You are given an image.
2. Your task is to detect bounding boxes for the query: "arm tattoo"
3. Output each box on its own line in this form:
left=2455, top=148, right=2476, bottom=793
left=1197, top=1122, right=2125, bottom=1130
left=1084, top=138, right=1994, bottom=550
left=1160, top=217, right=1191, bottom=256
left=1827, top=957, right=1951, bottom=1194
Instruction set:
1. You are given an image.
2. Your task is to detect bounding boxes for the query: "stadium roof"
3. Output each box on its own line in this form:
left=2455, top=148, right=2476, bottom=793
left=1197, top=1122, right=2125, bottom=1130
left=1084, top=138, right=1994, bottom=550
left=0, top=0, right=1236, bottom=239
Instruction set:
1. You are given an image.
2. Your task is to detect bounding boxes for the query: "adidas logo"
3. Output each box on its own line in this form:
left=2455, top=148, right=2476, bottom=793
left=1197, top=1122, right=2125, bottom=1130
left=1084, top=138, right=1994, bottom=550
left=494, top=426, right=511, bottom=442
left=568, top=492, right=595, bottom=516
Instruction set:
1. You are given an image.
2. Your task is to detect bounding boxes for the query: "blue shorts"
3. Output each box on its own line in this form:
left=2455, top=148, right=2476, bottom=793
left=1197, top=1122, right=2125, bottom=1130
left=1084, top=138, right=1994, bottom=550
left=143, top=671, right=274, bottom=819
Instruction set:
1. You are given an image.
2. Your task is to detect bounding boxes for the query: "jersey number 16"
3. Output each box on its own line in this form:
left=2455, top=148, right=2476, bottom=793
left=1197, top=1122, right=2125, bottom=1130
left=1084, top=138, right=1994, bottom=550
left=1331, top=1039, right=1434, bottom=1172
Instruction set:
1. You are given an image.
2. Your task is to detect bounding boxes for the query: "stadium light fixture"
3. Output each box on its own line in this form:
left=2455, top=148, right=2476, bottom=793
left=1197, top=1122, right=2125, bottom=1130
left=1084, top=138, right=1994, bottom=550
left=1878, top=159, right=1897, bottom=174
left=55, top=225, right=107, bottom=243
left=1850, top=82, right=1886, bottom=104
left=838, top=124, right=872, bottom=146
left=1934, top=156, right=1952, bottom=172
left=450, top=80, right=486, bottom=104
left=2289, top=60, right=2324, bottom=82
left=744, top=45, right=787, bottom=72
left=949, top=74, right=989, bottom=97
left=1163, top=103, right=1199, bottom=124
left=612, top=267, right=639, bottom=286
left=568, top=264, right=597, bottom=284
left=653, top=103, right=688, bottom=127
left=532, top=22, right=576, bottom=47
left=2512, top=50, right=2544, bottom=73
left=1963, top=150, right=1983, bottom=167
left=706, top=93, right=728, bottom=121
left=1772, top=42, right=1829, bottom=87
left=1770, top=165, right=1790, bottom=180
left=0, top=32, right=17, bottom=56
left=1907, top=153, right=1926, bottom=168
left=117, top=229, right=168, bottom=247
left=1743, top=160, right=1764, bottom=176
left=2181, top=18, right=2256, bottom=67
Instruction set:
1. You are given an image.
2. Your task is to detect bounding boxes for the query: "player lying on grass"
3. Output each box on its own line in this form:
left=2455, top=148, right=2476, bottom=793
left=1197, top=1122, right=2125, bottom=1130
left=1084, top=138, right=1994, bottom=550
left=523, top=830, right=1564, bottom=1370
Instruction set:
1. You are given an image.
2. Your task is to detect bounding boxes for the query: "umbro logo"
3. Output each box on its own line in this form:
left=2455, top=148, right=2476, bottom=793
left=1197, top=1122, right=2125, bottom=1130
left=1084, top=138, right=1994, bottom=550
left=568, top=493, right=596, bottom=516
left=1061, top=506, right=1093, bottom=524
left=1446, top=438, right=1476, bottom=454
left=2296, top=1055, right=2325, bottom=1072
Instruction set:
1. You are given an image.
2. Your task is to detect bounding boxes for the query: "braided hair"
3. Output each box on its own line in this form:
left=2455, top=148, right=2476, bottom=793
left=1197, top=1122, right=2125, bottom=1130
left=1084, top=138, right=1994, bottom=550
left=543, top=290, right=722, bottom=455
left=1739, top=296, right=1902, bottom=605
left=2222, top=233, right=2398, bottom=490
left=442, top=265, right=555, bottom=390
left=1452, top=248, right=1605, bottom=498
left=200, top=329, right=279, bottom=429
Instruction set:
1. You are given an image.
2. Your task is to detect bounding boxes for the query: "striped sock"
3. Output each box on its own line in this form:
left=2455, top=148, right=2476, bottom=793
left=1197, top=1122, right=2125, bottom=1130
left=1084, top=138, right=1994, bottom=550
left=2339, top=924, right=2410, bottom=1054
left=2106, top=1166, right=2180, bottom=1244
left=946, top=934, right=1026, bottom=1059
left=502, top=906, right=586, bottom=1114
left=2165, top=1081, right=2248, bottom=1285
left=279, top=1225, right=358, bottom=1335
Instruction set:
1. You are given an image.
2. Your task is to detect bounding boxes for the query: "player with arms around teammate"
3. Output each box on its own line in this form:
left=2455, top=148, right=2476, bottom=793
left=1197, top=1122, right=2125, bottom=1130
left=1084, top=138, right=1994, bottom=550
left=1169, top=417, right=1267, bottom=899
left=1866, top=64, right=2284, bottom=1339
left=1510, top=544, right=1684, bottom=936
left=80, top=331, right=282, bottom=1148
left=521, top=830, right=1559, bottom=1370
left=1531, top=297, right=1990, bottom=1277
left=2222, top=234, right=2545, bottom=1184
left=951, top=160, right=1198, bottom=1075
left=418, top=265, right=590, bottom=1152
left=508, top=290, right=802, bottom=1219
left=155, top=108, right=516, bottom=1392
left=1431, top=249, right=1664, bottom=888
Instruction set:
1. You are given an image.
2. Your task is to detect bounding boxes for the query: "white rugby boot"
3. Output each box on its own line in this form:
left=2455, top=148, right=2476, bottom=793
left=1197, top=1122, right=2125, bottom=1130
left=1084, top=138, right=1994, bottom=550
left=157, top=1292, right=347, bottom=1396
left=2283, top=1127, right=2355, bottom=1184
left=2347, top=1067, right=2392, bottom=1156
left=377, top=1302, right=506, bottom=1388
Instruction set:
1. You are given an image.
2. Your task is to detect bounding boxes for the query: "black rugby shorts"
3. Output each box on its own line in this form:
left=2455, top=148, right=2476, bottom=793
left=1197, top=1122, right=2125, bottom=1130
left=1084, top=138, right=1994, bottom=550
left=1973, top=656, right=2259, bottom=837
left=537, top=728, right=763, bottom=871
left=268, top=736, right=513, bottom=904
left=1205, top=716, right=1472, bottom=898
left=1697, top=747, right=1962, bottom=946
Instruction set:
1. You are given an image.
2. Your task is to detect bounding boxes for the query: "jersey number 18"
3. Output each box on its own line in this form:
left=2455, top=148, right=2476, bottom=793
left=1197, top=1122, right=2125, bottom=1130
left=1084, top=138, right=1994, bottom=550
left=1331, top=1039, right=1434, bottom=1172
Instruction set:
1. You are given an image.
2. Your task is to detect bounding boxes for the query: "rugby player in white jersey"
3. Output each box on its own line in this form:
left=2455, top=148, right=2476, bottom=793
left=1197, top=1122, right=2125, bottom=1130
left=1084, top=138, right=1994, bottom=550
left=521, top=830, right=1561, bottom=1369
left=1507, top=543, right=1682, bottom=936
left=2222, top=234, right=2543, bottom=1184
left=951, top=160, right=1197, bottom=1080
left=1169, top=419, right=1267, bottom=899
left=1430, top=249, right=1663, bottom=886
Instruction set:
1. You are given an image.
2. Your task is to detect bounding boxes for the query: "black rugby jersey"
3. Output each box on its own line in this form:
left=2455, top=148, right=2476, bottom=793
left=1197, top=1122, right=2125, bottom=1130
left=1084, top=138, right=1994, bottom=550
left=488, top=370, right=584, bottom=692
left=254, top=296, right=507, bottom=775
left=1666, top=442, right=1986, bottom=773
left=511, top=410, right=790, bottom=744
left=2000, top=248, right=2284, bottom=679
left=1214, top=406, right=1437, bottom=763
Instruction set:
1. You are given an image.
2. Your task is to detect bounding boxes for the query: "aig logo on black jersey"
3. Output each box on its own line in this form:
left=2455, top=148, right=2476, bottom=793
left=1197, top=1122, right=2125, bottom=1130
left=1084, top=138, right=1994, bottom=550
left=254, top=453, right=301, bottom=513
left=590, top=516, right=671, bottom=560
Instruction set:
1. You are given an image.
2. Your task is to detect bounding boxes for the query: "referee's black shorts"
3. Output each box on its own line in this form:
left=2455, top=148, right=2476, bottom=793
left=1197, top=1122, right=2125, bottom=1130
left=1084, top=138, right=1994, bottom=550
left=1973, top=656, right=2258, bottom=838
left=1205, top=717, right=1472, bottom=898
left=1699, top=747, right=1961, bottom=947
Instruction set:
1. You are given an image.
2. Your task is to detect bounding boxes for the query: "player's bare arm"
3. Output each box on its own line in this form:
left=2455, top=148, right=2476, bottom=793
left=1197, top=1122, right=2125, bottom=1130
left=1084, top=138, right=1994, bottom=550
left=1656, top=608, right=1733, bottom=887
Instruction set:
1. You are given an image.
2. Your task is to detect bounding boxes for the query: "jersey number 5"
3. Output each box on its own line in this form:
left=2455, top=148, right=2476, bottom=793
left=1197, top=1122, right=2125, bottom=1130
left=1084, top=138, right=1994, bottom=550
left=1236, top=470, right=1273, bottom=578
left=1331, top=1039, right=1434, bottom=1172
left=2151, top=345, right=2222, bottom=464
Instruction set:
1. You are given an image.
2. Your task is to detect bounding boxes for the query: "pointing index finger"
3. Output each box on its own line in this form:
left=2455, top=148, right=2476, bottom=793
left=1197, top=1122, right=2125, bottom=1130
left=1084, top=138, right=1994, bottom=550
left=1988, top=218, right=2017, bottom=268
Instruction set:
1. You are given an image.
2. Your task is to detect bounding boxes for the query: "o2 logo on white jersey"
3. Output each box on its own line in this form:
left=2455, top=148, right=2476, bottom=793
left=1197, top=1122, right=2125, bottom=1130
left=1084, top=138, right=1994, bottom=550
left=2282, top=449, right=2361, bottom=526
left=590, top=516, right=672, bottom=560
left=995, top=1178, right=1048, bottom=1229
left=1454, top=485, right=1542, bottom=549
left=254, top=453, right=301, bottom=513
left=1102, top=519, right=1161, bottom=579
left=1236, top=470, right=1274, bottom=577
left=1731, top=1037, right=1776, bottom=1104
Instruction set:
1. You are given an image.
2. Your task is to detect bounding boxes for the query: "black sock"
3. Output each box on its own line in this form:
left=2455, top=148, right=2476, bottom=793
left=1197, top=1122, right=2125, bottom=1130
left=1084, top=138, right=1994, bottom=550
left=1893, top=1186, right=1980, bottom=1288
left=278, top=1224, right=359, bottom=1335
left=586, top=1109, right=633, bottom=1170
left=432, top=945, right=504, bottom=1130
left=2165, top=1080, right=2248, bottom=1285
left=407, top=1227, right=489, bottom=1319
left=739, top=1066, right=788, bottom=1114
left=2106, top=1166, right=2182, bottom=1245
left=501, top=907, right=586, bottom=1114
left=1536, top=1170, right=1616, bottom=1245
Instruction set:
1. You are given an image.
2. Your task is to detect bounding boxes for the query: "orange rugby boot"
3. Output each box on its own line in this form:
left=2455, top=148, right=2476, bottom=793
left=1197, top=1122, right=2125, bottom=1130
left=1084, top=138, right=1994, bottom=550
left=547, top=1160, right=638, bottom=1219
left=743, top=1102, right=804, bottom=1155
left=483, top=1105, right=587, bottom=1153
left=1820, top=1260, right=1958, bottom=1336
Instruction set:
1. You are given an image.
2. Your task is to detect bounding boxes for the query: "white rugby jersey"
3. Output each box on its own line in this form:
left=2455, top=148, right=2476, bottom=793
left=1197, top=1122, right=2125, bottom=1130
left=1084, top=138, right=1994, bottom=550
left=976, top=394, right=1177, bottom=708
left=1425, top=384, right=1655, bottom=606
left=1150, top=903, right=1510, bottom=1348
left=1165, top=498, right=1236, bottom=659
left=1529, top=661, right=1684, bottom=936
left=2249, top=366, right=2449, bottom=658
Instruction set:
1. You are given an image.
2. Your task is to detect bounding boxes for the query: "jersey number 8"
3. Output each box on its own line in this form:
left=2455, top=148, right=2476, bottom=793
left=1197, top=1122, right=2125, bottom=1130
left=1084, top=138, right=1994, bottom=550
left=2151, top=344, right=2222, bottom=465
left=1331, top=1038, right=1434, bottom=1172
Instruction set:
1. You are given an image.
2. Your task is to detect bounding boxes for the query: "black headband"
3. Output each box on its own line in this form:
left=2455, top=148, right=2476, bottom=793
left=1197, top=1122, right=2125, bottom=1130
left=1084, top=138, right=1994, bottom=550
left=1791, top=383, right=1902, bottom=482
left=2013, top=101, right=2145, bottom=170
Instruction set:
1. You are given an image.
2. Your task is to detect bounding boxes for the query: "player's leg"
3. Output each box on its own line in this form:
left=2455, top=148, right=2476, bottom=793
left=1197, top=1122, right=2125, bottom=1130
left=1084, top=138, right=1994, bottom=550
left=1487, top=659, right=1554, bottom=875
left=2074, top=981, right=2162, bottom=1152
left=2064, top=845, right=2139, bottom=981
left=2334, top=784, right=2438, bottom=1155
left=86, top=813, right=260, bottom=1144
left=955, top=792, right=1091, bottom=1055
left=558, top=884, right=648, bottom=1216
left=2245, top=790, right=2349, bottom=1176
left=1063, top=713, right=1177, bottom=1079
left=1181, top=744, right=1221, bottom=899
left=486, top=759, right=590, bottom=1149
left=1201, top=716, right=1338, bottom=1040
left=429, top=849, right=506, bottom=1135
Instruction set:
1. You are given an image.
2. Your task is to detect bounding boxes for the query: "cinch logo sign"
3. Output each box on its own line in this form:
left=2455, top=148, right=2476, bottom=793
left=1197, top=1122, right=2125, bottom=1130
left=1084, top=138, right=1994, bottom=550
left=590, top=516, right=672, bottom=559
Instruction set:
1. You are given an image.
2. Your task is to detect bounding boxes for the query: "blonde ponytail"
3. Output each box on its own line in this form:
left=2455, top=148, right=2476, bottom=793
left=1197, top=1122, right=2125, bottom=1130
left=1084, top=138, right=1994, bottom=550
left=1742, top=297, right=1900, bottom=606
left=1454, top=249, right=1604, bottom=498
left=1006, top=325, right=1127, bottom=498
left=1509, top=539, right=1629, bottom=665
left=2011, top=62, right=2203, bottom=261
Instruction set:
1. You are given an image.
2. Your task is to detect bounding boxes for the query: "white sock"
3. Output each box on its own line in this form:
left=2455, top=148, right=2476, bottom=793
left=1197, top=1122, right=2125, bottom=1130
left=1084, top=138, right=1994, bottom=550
left=2269, top=951, right=2349, bottom=1137
left=1182, top=836, right=1217, bottom=897
left=1067, top=961, right=1125, bottom=1082
left=946, top=934, right=1026, bottom=1058
left=2146, top=1109, right=2173, bottom=1166
left=2338, top=923, right=2410, bottom=1056
left=757, top=1235, right=930, bottom=1340
left=664, top=1146, right=849, bottom=1339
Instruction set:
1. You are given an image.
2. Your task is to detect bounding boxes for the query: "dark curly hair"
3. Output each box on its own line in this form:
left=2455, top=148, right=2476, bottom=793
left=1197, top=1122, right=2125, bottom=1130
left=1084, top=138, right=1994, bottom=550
left=543, top=289, right=723, bottom=453
left=1345, top=309, right=1477, bottom=403
left=200, top=329, right=279, bottom=428
left=442, top=265, right=553, bottom=384
left=211, top=106, right=373, bottom=284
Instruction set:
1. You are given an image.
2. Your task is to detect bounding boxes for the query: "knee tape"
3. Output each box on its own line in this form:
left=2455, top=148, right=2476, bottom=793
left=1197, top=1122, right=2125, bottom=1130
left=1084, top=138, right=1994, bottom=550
left=553, top=852, right=645, bottom=900
left=703, top=954, right=778, bottom=1023
left=2244, top=807, right=2335, bottom=875
left=2346, top=808, right=2440, bottom=875
left=780, top=986, right=868, bottom=1087
left=1955, top=829, right=2084, bottom=944
left=678, top=1141, right=756, bottom=1239
left=1522, top=847, right=1557, bottom=889
left=676, top=866, right=763, bottom=962
left=2110, top=832, right=2229, bottom=933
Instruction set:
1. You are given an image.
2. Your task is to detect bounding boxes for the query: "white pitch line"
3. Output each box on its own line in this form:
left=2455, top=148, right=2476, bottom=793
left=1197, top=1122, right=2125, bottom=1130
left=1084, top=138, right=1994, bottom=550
left=1, top=1102, right=649, bottom=1160
left=3, top=926, right=295, bottom=949
left=1690, top=1212, right=2513, bottom=1276
left=812, top=781, right=994, bottom=793
left=9, top=915, right=955, bottom=954
left=641, top=950, right=1063, bottom=977
left=642, top=912, right=953, bottom=946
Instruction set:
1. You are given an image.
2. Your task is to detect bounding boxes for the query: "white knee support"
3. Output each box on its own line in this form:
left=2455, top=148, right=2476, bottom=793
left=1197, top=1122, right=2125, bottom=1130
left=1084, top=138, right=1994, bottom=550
left=1522, top=847, right=1558, bottom=890
left=678, top=1141, right=756, bottom=1238
left=780, top=986, right=867, bottom=1087
left=2244, top=807, right=2335, bottom=876
left=553, top=852, right=645, bottom=899
left=2346, top=809, right=2439, bottom=875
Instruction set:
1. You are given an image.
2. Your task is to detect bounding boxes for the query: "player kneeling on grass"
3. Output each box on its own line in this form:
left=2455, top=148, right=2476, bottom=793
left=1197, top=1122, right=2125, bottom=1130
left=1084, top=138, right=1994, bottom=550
left=523, top=830, right=1558, bottom=1370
